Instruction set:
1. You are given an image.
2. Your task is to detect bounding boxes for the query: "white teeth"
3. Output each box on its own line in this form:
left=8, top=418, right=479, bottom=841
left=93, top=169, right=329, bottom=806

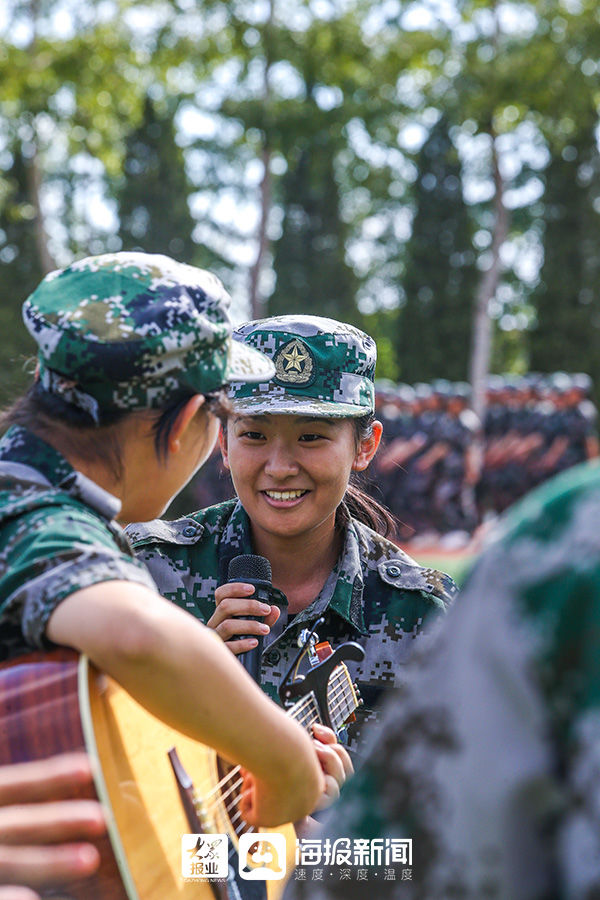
left=264, top=490, right=306, bottom=500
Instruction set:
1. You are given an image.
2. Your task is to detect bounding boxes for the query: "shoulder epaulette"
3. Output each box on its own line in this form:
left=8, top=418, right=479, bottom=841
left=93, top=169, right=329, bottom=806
left=126, top=517, right=205, bottom=548
left=377, top=559, right=457, bottom=608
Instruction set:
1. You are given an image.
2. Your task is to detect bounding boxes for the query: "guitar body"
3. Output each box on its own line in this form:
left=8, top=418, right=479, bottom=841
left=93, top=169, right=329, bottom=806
left=0, top=652, right=293, bottom=900
left=0, top=651, right=128, bottom=899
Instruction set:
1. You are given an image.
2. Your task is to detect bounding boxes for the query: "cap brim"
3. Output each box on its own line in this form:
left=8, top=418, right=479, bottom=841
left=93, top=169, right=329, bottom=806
left=225, top=339, right=276, bottom=383
left=230, top=393, right=369, bottom=418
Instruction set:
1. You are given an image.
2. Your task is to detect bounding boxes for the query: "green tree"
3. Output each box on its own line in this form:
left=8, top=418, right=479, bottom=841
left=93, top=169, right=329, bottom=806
left=189, top=1, right=413, bottom=321
left=529, top=130, right=600, bottom=383
left=270, top=138, right=359, bottom=321
left=116, top=94, right=206, bottom=266
left=0, top=143, right=43, bottom=403
left=396, top=116, right=477, bottom=383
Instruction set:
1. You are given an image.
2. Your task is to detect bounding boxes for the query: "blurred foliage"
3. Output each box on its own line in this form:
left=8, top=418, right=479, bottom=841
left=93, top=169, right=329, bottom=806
left=0, top=144, right=41, bottom=406
left=397, top=116, right=478, bottom=383
left=116, top=93, right=213, bottom=268
left=530, top=128, right=600, bottom=380
left=2, top=0, right=600, bottom=404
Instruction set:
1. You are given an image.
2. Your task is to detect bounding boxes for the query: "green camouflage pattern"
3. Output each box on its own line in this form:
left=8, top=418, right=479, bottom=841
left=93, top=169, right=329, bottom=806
left=229, top=315, right=376, bottom=417
left=0, top=426, right=156, bottom=660
left=285, top=461, right=600, bottom=899
left=127, top=499, right=456, bottom=754
left=24, top=252, right=274, bottom=423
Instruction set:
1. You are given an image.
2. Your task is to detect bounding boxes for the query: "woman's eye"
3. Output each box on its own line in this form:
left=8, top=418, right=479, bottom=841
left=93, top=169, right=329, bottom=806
left=299, top=433, right=324, bottom=442
left=241, top=431, right=264, bottom=440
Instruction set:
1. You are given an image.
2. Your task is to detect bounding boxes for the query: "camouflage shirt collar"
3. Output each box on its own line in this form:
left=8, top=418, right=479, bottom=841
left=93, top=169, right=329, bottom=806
left=0, top=426, right=74, bottom=486
left=217, top=499, right=367, bottom=635
left=217, top=500, right=256, bottom=582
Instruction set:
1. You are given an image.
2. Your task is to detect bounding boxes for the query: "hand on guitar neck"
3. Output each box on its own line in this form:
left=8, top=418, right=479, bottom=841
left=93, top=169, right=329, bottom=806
left=0, top=753, right=106, bottom=900
left=237, top=722, right=353, bottom=837
left=291, top=722, right=354, bottom=841
left=310, top=723, right=353, bottom=811
left=0, top=637, right=356, bottom=899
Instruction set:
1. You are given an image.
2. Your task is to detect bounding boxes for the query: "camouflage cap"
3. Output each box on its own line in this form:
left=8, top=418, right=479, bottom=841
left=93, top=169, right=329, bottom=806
left=23, top=252, right=275, bottom=424
left=229, top=315, right=376, bottom=417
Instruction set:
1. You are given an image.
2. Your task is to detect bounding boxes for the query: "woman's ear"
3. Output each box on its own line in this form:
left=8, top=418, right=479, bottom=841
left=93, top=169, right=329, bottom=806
left=168, top=395, right=206, bottom=454
left=218, top=424, right=230, bottom=470
left=352, top=419, right=383, bottom=472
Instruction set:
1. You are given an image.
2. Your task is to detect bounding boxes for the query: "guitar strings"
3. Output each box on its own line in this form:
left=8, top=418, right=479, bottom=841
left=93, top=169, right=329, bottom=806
left=216, top=675, right=356, bottom=837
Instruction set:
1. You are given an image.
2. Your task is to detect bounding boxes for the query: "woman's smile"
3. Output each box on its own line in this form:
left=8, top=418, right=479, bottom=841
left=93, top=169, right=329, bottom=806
left=261, top=488, right=310, bottom=507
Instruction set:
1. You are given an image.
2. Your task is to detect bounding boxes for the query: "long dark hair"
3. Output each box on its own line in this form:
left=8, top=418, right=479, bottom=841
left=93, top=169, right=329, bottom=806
left=0, top=383, right=231, bottom=481
left=335, top=413, right=398, bottom=538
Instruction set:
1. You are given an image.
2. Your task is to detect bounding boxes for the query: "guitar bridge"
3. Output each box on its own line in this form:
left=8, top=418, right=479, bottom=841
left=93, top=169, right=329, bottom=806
left=168, top=747, right=213, bottom=832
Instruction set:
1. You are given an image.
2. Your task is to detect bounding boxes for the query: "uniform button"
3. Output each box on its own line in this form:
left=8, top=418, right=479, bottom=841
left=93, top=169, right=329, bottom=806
left=182, top=525, right=198, bottom=537
left=387, top=565, right=401, bottom=577
left=265, top=650, right=280, bottom=665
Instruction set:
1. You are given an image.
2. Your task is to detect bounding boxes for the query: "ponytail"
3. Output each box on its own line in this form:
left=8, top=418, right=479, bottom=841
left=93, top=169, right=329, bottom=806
left=335, top=413, right=399, bottom=539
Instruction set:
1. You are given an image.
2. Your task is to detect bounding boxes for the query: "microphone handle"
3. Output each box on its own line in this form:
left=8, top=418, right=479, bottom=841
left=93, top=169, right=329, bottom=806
left=233, top=582, right=274, bottom=683
left=238, top=627, right=264, bottom=682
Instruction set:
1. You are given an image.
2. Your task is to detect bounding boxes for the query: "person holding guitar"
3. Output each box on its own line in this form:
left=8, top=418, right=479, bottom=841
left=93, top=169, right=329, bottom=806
left=0, top=753, right=106, bottom=900
left=130, top=315, right=458, bottom=757
left=0, top=255, right=330, bottom=896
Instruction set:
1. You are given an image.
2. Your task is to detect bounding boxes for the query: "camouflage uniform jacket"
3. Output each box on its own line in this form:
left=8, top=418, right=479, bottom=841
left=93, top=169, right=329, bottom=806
left=0, top=426, right=156, bottom=660
left=128, top=499, right=457, bottom=753
left=285, top=461, right=600, bottom=899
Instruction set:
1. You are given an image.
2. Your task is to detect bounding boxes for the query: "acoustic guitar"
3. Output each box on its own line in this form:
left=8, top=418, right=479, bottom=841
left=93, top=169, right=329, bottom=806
left=0, top=642, right=362, bottom=900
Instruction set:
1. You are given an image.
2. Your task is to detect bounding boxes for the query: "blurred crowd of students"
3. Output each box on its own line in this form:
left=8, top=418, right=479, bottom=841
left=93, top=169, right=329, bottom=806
left=184, top=371, right=598, bottom=550
left=371, top=370, right=598, bottom=547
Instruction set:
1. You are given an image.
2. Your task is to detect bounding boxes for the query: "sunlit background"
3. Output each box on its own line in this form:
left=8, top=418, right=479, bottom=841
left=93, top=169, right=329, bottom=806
left=2, top=0, right=600, bottom=561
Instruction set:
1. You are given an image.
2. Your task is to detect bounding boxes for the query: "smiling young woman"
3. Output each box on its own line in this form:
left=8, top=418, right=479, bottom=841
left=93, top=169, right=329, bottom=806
left=129, top=315, right=458, bottom=755
left=220, top=411, right=381, bottom=609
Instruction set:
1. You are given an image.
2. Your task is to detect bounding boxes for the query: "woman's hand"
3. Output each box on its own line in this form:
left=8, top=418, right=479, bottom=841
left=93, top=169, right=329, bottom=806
left=310, top=724, right=354, bottom=811
left=208, top=582, right=281, bottom=655
left=294, top=724, right=354, bottom=837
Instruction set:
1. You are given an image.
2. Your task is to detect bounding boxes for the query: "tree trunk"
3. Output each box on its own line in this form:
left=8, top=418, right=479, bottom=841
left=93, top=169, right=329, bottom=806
left=248, top=0, right=274, bottom=320
left=25, top=0, right=57, bottom=276
left=469, top=132, right=510, bottom=424
left=248, top=146, right=272, bottom=320
left=25, top=148, right=56, bottom=275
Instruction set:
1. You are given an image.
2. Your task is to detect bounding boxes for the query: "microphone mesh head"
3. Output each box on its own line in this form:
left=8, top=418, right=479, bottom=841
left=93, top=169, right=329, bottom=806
left=227, top=554, right=272, bottom=583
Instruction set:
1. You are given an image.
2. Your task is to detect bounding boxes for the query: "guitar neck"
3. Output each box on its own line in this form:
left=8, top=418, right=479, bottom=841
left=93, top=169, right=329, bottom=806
left=286, top=663, right=357, bottom=735
left=288, top=690, right=322, bottom=730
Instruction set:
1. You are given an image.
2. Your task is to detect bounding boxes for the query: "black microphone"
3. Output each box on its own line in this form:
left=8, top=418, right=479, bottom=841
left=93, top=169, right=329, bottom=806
left=226, top=554, right=288, bottom=683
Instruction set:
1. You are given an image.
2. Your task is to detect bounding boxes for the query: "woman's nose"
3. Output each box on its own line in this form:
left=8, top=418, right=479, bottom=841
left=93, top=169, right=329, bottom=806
left=263, top=442, right=299, bottom=477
